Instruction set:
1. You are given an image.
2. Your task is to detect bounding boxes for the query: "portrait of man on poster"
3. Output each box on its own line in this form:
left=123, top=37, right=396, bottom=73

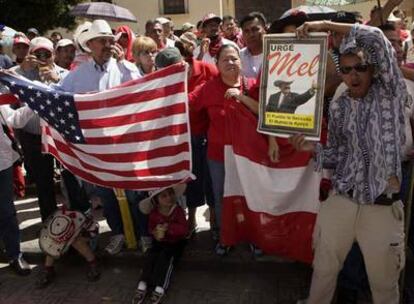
left=265, top=79, right=317, bottom=113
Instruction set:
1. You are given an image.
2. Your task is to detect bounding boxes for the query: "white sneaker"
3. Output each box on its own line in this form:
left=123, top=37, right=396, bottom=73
left=140, top=236, right=152, bottom=253
left=105, top=234, right=125, bottom=255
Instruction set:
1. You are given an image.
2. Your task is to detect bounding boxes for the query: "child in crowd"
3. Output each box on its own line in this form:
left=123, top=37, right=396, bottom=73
left=132, top=184, right=188, bottom=304
left=36, top=207, right=100, bottom=288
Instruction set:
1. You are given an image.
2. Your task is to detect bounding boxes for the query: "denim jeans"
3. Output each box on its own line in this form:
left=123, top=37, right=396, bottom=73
left=95, top=186, right=123, bottom=235
left=207, top=159, right=225, bottom=230
left=125, top=190, right=149, bottom=237
left=0, top=166, right=21, bottom=260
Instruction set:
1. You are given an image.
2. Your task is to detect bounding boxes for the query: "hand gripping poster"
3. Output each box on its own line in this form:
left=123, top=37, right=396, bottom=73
left=258, top=33, right=328, bottom=141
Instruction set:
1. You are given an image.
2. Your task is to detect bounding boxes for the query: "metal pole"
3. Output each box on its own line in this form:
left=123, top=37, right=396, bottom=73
left=114, top=188, right=137, bottom=249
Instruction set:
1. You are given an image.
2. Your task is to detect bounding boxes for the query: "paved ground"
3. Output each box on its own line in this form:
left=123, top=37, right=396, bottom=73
left=0, top=195, right=413, bottom=304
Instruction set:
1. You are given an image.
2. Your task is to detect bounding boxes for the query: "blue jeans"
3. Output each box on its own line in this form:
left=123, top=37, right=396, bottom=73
left=208, top=159, right=225, bottom=230
left=95, top=186, right=123, bottom=235
left=0, top=166, right=21, bottom=260
left=125, top=190, right=149, bottom=237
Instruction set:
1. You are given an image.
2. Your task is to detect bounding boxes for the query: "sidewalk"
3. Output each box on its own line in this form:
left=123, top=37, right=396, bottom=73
left=1, top=195, right=413, bottom=304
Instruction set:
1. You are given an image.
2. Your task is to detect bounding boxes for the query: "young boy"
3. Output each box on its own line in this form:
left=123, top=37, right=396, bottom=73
left=132, top=184, right=188, bottom=304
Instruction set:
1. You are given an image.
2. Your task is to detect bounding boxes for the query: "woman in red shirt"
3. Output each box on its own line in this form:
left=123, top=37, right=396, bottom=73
left=190, top=44, right=259, bottom=255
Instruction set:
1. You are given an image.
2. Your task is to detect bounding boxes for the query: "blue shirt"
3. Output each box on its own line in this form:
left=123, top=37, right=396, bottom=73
left=57, top=57, right=141, bottom=94
left=316, top=24, right=408, bottom=204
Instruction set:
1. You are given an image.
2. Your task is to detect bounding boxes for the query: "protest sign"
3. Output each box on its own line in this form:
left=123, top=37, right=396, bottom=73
left=258, top=33, right=328, bottom=141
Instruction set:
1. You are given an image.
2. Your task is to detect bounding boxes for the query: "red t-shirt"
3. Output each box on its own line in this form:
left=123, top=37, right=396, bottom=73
left=190, top=76, right=259, bottom=162
left=187, top=59, right=219, bottom=136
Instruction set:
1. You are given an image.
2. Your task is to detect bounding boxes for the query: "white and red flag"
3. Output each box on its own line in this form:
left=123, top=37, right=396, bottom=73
left=0, top=64, right=192, bottom=190
left=222, top=100, right=321, bottom=263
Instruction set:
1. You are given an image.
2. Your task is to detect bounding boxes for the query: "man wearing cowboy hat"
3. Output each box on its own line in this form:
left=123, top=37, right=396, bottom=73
left=266, top=79, right=316, bottom=113
left=57, top=19, right=140, bottom=256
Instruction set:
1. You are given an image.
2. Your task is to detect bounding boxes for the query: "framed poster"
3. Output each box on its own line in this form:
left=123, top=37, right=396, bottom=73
left=258, top=33, right=328, bottom=141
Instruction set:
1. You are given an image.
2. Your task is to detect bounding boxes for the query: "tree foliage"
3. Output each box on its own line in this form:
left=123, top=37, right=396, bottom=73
left=0, top=0, right=86, bottom=34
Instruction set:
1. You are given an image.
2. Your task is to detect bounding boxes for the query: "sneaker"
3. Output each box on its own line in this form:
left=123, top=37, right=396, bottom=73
left=9, top=254, right=31, bottom=276
left=87, top=263, right=101, bottom=282
left=215, top=243, right=230, bottom=257
left=249, top=244, right=263, bottom=258
left=140, top=236, right=152, bottom=254
left=36, top=268, right=55, bottom=289
left=149, top=290, right=164, bottom=304
left=105, top=234, right=125, bottom=255
left=132, top=289, right=147, bottom=304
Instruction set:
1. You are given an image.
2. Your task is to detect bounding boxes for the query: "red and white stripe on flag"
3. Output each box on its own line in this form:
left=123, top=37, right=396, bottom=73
left=42, top=64, right=193, bottom=190
left=222, top=101, right=321, bottom=263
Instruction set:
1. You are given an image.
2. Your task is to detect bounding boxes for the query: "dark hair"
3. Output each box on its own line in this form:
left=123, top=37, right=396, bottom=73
left=151, top=187, right=175, bottom=205
left=196, top=20, right=203, bottom=29
left=51, top=31, right=62, bottom=38
left=378, top=22, right=396, bottom=33
left=240, top=12, right=267, bottom=29
left=222, top=15, right=236, bottom=24
left=215, top=44, right=240, bottom=62
left=175, top=40, right=192, bottom=58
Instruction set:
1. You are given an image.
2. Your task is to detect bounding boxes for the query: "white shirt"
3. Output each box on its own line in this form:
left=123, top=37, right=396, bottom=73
left=193, top=38, right=238, bottom=65
left=57, top=57, right=141, bottom=94
left=240, top=47, right=263, bottom=78
left=0, top=105, right=34, bottom=171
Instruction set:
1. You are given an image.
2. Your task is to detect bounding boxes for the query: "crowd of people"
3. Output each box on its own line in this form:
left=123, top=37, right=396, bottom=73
left=1, top=0, right=414, bottom=303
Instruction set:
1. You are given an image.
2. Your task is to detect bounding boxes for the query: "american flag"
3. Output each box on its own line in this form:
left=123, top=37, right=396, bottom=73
left=0, top=64, right=193, bottom=190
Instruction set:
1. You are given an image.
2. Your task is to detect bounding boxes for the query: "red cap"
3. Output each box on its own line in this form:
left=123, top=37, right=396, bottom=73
left=202, top=13, right=222, bottom=26
left=13, top=36, right=30, bottom=46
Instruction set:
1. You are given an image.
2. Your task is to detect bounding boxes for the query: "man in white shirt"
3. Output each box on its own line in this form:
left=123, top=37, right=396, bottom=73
left=58, top=19, right=140, bottom=256
left=193, top=13, right=238, bottom=64
left=239, top=12, right=266, bottom=78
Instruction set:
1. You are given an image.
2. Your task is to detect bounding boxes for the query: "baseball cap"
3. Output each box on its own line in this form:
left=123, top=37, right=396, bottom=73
left=29, top=37, right=54, bottom=53
left=181, top=22, right=195, bottom=32
left=13, top=36, right=30, bottom=46
left=27, top=28, right=40, bottom=35
left=156, top=17, right=171, bottom=25
left=202, top=13, right=222, bottom=26
left=55, top=38, right=75, bottom=49
left=155, top=47, right=182, bottom=68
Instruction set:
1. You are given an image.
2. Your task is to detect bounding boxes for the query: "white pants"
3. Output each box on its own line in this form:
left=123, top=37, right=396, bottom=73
left=307, top=194, right=405, bottom=304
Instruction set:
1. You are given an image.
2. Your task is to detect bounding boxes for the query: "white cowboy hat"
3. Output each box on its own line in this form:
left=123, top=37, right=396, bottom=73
left=78, top=19, right=114, bottom=53
left=39, top=209, right=87, bottom=258
left=139, top=183, right=187, bottom=215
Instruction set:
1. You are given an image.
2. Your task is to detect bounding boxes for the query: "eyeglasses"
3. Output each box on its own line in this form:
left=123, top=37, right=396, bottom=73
left=339, top=63, right=370, bottom=74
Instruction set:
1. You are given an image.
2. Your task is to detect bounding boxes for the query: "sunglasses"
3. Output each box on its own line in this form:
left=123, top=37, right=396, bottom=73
left=339, top=63, right=370, bottom=74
